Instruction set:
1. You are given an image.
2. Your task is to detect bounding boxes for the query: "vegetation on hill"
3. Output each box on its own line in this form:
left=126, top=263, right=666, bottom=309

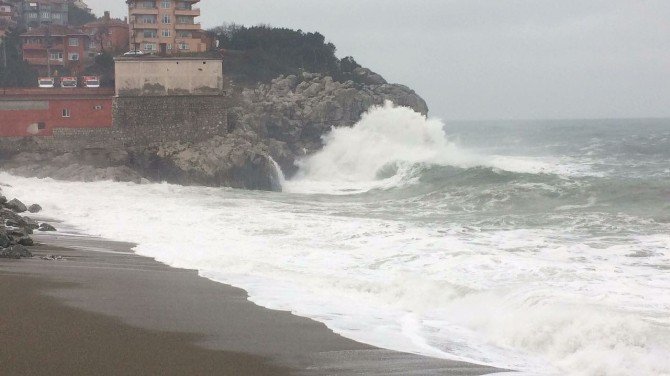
left=209, top=24, right=362, bottom=84
left=0, top=29, right=37, bottom=88
left=84, top=52, right=115, bottom=87
left=68, top=5, right=96, bottom=27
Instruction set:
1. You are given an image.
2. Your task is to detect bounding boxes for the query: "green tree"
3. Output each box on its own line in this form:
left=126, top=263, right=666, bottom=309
left=0, top=29, right=38, bottom=88
left=211, top=24, right=357, bottom=84
left=84, top=52, right=114, bottom=87
left=68, top=5, right=96, bottom=27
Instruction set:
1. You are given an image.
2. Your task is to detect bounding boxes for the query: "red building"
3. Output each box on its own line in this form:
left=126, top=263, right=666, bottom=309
left=21, top=25, right=91, bottom=76
left=82, top=11, right=130, bottom=56
left=0, top=88, right=113, bottom=137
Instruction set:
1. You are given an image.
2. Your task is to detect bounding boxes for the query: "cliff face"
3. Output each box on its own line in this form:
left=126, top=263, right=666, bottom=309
left=1, top=69, right=428, bottom=191
left=233, top=70, right=428, bottom=176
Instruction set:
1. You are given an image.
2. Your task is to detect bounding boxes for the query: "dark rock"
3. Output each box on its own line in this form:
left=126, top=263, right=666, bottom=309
left=38, top=223, right=57, bottom=232
left=0, top=247, right=21, bottom=259
left=28, top=204, right=42, bottom=213
left=17, top=237, right=34, bottom=246
left=0, top=195, right=6, bottom=204
left=23, top=217, right=39, bottom=230
left=0, top=230, right=11, bottom=248
left=6, top=199, right=27, bottom=213
left=0, top=245, right=32, bottom=259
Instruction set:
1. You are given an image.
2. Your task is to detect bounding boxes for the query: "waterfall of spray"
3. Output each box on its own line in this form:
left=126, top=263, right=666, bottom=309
left=268, top=156, right=286, bottom=192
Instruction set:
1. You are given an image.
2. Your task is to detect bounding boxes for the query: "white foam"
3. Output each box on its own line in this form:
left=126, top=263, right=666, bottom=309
left=285, top=102, right=601, bottom=195
left=2, top=172, right=669, bottom=375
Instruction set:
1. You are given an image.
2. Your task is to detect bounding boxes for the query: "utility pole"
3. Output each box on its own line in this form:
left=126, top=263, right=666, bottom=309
left=45, top=24, right=52, bottom=77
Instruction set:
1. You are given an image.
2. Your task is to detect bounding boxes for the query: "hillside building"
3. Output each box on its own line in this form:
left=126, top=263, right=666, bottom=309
left=127, top=0, right=208, bottom=55
left=21, top=24, right=90, bottom=75
left=21, top=0, right=70, bottom=27
left=82, top=11, right=129, bottom=55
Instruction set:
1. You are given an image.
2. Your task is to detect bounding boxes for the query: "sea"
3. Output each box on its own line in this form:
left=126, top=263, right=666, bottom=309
left=2, top=102, right=669, bottom=375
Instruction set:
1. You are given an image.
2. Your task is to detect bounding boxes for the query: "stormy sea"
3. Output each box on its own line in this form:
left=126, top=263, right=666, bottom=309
left=3, top=103, right=669, bottom=375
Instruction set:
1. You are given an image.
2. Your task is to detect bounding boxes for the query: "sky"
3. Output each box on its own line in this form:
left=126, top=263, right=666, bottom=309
left=87, top=0, right=669, bottom=121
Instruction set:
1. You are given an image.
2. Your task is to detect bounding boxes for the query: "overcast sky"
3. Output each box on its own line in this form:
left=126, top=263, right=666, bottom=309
left=88, top=0, right=669, bottom=121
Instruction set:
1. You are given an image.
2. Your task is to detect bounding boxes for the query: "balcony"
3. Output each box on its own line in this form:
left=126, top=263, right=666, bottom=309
left=174, top=8, right=200, bottom=17
left=133, top=19, right=158, bottom=26
left=174, top=22, right=200, bottom=31
left=24, top=57, right=65, bottom=66
left=129, top=7, right=158, bottom=15
left=22, top=42, right=46, bottom=50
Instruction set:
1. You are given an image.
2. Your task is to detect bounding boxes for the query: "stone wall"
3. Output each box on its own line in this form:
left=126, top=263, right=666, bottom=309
left=0, top=95, right=230, bottom=153
left=115, top=58, right=224, bottom=97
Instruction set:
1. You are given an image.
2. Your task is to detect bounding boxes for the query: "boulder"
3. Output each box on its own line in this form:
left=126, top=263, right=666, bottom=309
left=38, top=223, right=57, bottom=232
left=0, top=229, right=11, bottom=248
left=0, top=244, right=32, bottom=259
left=0, top=195, right=6, bottom=204
left=17, top=237, right=34, bottom=246
left=22, top=217, right=39, bottom=230
left=6, top=199, right=27, bottom=213
left=28, top=204, right=42, bottom=213
left=1, top=209, right=27, bottom=228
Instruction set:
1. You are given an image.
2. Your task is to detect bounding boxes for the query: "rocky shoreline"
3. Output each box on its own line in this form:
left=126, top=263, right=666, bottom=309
left=0, top=189, right=56, bottom=259
left=0, top=69, right=427, bottom=191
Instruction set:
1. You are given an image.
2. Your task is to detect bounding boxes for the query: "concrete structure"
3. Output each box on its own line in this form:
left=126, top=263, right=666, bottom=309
left=127, top=0, right=207, bottom=55
left=0, top=56, right=229, bottom=152
left=115, top=57, right=224, bottom=96
left=21, top=24, right=90, bottom=75
left=21, top=0, right=70, bottom=27
left=82, top=11, right=130, bottom=56
left=0, top=88, right=113, bottom=137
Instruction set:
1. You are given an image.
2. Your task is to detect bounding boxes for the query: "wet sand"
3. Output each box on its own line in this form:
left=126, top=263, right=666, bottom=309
left=0, top=232, right=502, bottom=375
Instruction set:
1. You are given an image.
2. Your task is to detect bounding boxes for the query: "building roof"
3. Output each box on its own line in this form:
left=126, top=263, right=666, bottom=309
left=83, top=18, right=128, bottom=29
left=21, top=24, right=87, bottom=37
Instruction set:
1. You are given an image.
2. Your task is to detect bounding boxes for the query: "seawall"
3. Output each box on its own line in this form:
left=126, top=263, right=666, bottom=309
left=0, top=95, right=230, bottom=154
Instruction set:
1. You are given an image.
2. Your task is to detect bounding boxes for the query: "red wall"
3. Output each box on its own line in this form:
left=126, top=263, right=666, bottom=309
left=0, top=97, right=112, bottom=137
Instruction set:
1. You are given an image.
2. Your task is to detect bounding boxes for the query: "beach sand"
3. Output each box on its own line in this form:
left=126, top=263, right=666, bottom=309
left=0, top=232, right=502, bottom=375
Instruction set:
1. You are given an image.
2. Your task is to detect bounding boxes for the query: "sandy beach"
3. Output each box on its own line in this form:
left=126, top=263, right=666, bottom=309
left=0, top=232, right=501, bottom=375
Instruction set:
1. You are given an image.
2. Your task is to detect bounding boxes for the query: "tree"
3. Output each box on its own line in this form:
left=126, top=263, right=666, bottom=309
left=210, top=24, right=344, bottom=84
left=68, top=5, right=96, bottom=27
left=0, top=29, right=38, bottom=88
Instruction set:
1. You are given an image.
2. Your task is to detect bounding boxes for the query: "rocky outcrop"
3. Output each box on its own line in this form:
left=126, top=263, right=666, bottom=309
left=0, top=68, right=427, bottom=191
left=0, top=187, right=57, bottom=259
left=231, top=71, right=428, bottom=177
left=0, top=151, right=145, bottom=184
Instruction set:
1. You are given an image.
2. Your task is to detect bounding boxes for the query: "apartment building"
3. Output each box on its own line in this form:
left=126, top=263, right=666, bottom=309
left=21, top=0, right=70, bottom=27
left=82, top=11, right=129, bottom=55
left=21, top=24, right=89, bottom=75
left=127, top=0, right=207, bottom=55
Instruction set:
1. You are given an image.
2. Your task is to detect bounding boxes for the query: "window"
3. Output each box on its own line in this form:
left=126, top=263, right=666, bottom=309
left=49, top=52, right=63, bottom=60
left=144, top=43, right=156, bottom=51
left=40, top=11, right=49, bottom=18
left=161, top=0, right=170, bottom=8
left=68, top=53, right=79, bottom=61
left=94, top=105, right=103, bottom=110
left=176, top=16, right=192, bottom=24
left=166, top=43, right=172, bottom=50
left=162, top=29, right=171, bottom=37
left=68, top=37, right=79, bottom=46
left=178, top=42, right=189, bottom=51
left=143, top=30, right=157, bottom=38
left=62, top=109, right=70, bottom=118
left=37, top=122, right=46, bottom=130
left=162, top=15, right=170, bottom=24
left=52, top=13, right=61, bottom=19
